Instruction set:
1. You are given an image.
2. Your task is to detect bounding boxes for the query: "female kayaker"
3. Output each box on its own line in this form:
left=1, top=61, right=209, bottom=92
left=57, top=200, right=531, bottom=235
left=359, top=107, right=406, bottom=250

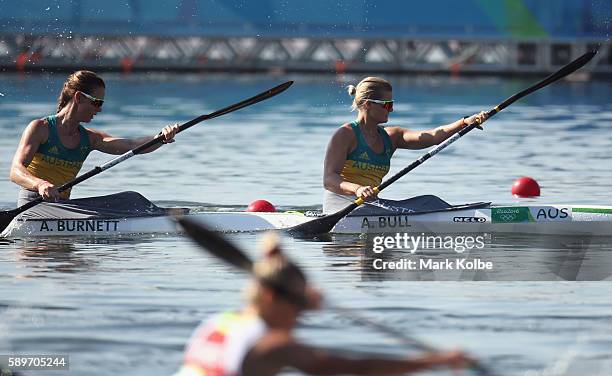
left=175, top=233, right=473, bottom=376
left=9, top=70, right=179, bottom=205
left=323, top=76, right=488, bottom=213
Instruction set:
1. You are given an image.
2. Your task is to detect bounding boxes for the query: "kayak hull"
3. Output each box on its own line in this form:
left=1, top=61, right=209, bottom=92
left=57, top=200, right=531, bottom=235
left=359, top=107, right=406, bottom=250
left=2, top=205, right=612, bottom=237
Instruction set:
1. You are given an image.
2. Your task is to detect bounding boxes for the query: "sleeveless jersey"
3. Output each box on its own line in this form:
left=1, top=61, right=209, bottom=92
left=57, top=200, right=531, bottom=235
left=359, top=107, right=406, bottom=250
left=26, top=115, right=92, bottom=199
left=339, top=121, right=394, bottom=188
left=175, top=311, right=267, bottom=376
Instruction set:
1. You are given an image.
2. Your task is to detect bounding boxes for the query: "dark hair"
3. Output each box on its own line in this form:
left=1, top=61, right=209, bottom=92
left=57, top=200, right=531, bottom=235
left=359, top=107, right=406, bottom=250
left=57, top=70, right=105, bottom=113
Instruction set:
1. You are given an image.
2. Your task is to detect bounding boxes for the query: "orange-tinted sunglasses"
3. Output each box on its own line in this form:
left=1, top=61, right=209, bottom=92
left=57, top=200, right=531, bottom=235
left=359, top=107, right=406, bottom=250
left=367, top=99, right=393, bottom=111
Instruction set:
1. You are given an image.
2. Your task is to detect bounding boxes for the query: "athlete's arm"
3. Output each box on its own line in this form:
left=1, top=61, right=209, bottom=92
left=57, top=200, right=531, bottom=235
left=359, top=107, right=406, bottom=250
left=88, top=123, right=179, bottom=155
left=9, top=119, right=60, bottom=200
left=388, top=111, right=487, bottom=150
left=245, top=335, right=473, bottom=375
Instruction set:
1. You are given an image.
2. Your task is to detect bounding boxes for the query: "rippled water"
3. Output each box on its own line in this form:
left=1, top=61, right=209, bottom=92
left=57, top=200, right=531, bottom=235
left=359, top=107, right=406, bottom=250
left=0, top=73, right=611, bottom=375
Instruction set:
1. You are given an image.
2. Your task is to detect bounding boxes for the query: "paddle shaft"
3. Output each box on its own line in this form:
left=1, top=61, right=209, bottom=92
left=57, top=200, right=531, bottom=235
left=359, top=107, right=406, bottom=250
left=288, top=50, right=597, bottom=236
left=326, top=303, right=496, bottom=376
left=0, top=81, right=293, bottom=232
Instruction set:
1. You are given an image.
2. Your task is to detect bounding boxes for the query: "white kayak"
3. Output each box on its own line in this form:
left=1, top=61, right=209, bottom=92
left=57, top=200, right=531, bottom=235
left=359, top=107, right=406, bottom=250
left=1, top=192, right=611, bottom=237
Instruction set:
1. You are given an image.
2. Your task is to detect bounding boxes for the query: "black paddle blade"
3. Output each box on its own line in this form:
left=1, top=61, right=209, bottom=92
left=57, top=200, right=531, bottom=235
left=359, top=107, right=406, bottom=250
left=0, top=210, right=19, bottom=235
left=203, top=81, right=294, bottom=122
left=178, top=81, right=294, bottom=133
left=287, top=203, right=357, bottom=237
left=494, top=50, right=597, bottom=115
left=209, top=81, right=294, bottom=120
left=176, top=216, right=254, bottom=272
left=0, top=197, right=43, bottom=235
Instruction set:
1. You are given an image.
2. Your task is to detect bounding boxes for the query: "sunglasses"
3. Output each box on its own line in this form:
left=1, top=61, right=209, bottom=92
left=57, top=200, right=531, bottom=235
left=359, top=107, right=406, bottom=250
left=367, top=99, right=393, bottom=111
left=79, top=91, right=104, bottom=107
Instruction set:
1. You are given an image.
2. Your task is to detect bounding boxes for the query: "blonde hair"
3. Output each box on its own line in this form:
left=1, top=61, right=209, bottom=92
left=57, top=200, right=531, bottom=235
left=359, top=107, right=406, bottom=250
left=57, top=70, right=105, bottom=113
left=347, top=76, right=392, bottom=111
left=248, top=232, right=307, bottom=306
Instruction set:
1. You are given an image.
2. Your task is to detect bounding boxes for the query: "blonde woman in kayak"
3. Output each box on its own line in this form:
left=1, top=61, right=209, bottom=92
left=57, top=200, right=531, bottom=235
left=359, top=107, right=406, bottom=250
left=9, top=70, right=179, bottom=206
left=323, top=76, right=488, bottom=213
left=175, top=233, right=473, bottom=376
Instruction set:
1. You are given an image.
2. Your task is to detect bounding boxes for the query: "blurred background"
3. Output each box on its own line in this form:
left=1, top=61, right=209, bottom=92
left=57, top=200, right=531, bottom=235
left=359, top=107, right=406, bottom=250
left=1, top=0, right=611, bottom=76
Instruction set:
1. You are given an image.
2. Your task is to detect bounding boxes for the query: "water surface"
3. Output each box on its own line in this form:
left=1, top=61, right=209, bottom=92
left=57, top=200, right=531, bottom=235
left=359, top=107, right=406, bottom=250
left=0, top=73, right=611, bottom=375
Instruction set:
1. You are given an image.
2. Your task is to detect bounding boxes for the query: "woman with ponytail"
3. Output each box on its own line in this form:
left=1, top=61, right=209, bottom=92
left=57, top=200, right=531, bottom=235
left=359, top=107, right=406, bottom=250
left=10, top=70, right=179, bottom=205
left=323, top=76, right=488, bottom=213
left=175, top=232, right=473, bottom=376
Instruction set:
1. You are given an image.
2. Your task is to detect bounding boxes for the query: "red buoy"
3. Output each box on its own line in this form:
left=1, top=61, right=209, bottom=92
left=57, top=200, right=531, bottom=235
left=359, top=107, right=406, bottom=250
left=121, top=57, right=134, bottom=73
left=246, top=199, right=276, bottom=212
left=511, top=176, right=541, bottom=197
left=335, top=60, right=346, bottom=75
left=16, top=52, right=28, bottom=72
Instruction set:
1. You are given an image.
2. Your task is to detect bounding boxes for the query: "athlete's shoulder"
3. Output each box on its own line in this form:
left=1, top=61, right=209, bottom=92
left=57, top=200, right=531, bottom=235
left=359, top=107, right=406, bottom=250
left=339, top=121, right=355, bottom=130
left=335, top=122, right=357, bottom=137
left=329, top=123, right=357, bottom=149
left=24, top=118, right=51, bottom=142
left=29, top=117, right=49, bottom=129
